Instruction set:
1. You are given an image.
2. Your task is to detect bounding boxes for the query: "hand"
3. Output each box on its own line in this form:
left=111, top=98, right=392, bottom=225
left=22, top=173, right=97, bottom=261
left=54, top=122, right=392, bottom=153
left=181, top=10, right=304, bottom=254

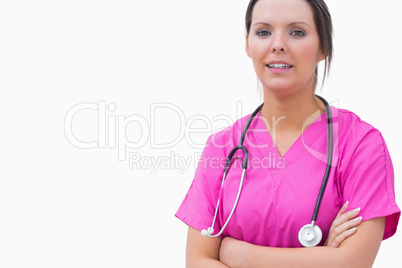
left=324, top=201, right=362, bottom=247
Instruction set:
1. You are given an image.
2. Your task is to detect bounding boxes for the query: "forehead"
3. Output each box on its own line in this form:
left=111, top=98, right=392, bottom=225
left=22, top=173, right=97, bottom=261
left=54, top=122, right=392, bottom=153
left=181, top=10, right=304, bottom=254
left=252, top=0, right=314, bottom=26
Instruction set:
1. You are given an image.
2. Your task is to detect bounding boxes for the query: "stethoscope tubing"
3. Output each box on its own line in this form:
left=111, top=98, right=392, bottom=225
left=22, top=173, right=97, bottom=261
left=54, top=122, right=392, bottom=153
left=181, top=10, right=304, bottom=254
left=311, top=96, right=333, bottom=222
left=207, top=168, right=246, bottom=238
left=202, top=96, right=333, bottom=247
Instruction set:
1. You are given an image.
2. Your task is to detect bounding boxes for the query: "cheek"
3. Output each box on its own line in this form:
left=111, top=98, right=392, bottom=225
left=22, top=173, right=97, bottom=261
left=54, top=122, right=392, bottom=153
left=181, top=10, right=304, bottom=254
left=248, top=39, right=269, bottom=61
left=296, top=42, right=322, bottom=66
left=249, top=42, right=270, bottom=77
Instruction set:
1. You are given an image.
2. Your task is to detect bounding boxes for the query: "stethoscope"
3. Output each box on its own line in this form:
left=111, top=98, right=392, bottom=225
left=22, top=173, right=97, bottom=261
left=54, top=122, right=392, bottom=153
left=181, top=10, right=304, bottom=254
left=201, top=95, right=333, bottom=247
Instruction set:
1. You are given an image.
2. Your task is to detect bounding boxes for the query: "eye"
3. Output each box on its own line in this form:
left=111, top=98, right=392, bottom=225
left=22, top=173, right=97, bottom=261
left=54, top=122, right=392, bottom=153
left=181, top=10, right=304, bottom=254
left=257, top=29, right=271, bottom=37
left=291, top=29, right=306, bottom=37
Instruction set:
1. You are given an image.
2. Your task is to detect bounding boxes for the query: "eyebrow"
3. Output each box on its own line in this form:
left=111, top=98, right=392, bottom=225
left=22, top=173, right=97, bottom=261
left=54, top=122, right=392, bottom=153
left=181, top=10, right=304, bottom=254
left=252, top=21, right=312, bottom=29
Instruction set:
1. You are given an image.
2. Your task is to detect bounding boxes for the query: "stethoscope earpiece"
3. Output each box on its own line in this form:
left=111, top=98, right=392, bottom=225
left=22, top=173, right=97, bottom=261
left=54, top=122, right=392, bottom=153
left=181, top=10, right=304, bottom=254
left=201, top=227, right=215, bottom=237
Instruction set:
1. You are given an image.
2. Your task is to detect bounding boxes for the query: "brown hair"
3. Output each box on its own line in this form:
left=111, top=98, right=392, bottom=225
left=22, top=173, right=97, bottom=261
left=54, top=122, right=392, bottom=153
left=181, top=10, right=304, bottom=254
left=245, top=0, right=333, bottom=90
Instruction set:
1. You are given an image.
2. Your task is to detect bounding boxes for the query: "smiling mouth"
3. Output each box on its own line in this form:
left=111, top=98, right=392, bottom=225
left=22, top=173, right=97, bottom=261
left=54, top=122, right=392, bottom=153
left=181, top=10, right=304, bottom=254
left=267, top=64, right=293, bottom=69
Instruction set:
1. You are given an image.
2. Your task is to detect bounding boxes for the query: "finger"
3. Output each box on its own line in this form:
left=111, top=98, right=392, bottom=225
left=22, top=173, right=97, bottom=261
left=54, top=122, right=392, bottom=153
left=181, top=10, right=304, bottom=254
left=332, top=201, right=349, bottom=223
left=336, top=200, right=349, bottom=218
left=326, top=215, right=362, bottom=247
left=333, top=216, right=362, bottom=236
left=332, top=207, right=361, bottom=227
left=331, top=227, right=357, bottom=247
left=338, top=207, right=361, bottom=224
left=332, top=201, right=351, bottom=226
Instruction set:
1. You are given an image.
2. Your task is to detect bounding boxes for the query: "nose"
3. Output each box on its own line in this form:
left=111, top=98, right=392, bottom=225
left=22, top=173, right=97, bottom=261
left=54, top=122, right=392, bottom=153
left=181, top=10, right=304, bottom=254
left=272, top=47, right=285, bottom=52
left=271, top=34, right=287, bottom=53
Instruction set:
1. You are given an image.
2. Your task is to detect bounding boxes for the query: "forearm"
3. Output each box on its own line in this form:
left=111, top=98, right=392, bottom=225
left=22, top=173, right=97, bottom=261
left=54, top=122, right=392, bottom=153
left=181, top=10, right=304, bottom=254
left=187, top=258, right=229, bottom=268
left=220, top=218, right=384, bottom=268
left=186, top=227, right=229, bottom=268
left=241, top=244, right=346, bottom=268
left=221, top=237, right=346, bottom=268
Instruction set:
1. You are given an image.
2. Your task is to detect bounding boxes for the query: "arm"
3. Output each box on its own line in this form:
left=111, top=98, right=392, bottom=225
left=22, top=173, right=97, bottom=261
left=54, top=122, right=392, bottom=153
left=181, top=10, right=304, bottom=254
left=220, top=217, right=385, bottom=268
left=186, top=227, right=229, bottom=268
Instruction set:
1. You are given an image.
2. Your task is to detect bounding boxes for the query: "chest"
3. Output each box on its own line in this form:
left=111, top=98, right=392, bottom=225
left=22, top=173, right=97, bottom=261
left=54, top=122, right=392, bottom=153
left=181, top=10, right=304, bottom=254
left=218, top=154, right=341, bottom=247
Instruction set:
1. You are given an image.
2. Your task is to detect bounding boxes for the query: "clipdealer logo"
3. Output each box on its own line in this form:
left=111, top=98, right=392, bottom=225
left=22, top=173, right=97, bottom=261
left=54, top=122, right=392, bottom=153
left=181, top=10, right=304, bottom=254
left=63, top=101, right=247, bottom=173
left=64, top=100, right=338, bottom=173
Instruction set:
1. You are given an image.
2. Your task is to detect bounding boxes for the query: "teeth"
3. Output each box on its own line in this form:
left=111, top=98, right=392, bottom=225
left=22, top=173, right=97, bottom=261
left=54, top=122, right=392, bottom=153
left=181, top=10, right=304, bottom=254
left=268, top=64, right=292, bottom=69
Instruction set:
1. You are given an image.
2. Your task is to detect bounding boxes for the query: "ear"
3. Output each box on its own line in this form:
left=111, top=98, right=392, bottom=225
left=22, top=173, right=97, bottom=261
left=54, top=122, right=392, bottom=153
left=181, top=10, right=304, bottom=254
left=317, top=50, right=326, bottom=63
left=245, top=34, right=251, bottom=58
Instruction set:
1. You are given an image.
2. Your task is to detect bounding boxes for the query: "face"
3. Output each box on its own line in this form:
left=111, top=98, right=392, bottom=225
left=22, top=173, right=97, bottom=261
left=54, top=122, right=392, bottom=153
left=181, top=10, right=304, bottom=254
left=246, top=0, right=325, bottom=96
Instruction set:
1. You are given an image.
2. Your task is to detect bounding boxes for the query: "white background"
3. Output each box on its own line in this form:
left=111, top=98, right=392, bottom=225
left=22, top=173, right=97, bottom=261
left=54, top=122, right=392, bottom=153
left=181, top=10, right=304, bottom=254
left=1, top=0, right=401, bottom=267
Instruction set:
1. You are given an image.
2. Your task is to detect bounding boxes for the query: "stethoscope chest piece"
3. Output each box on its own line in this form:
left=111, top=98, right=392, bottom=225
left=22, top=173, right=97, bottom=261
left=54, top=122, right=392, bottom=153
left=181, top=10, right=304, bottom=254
left=298, top=222, right=322, bottom=247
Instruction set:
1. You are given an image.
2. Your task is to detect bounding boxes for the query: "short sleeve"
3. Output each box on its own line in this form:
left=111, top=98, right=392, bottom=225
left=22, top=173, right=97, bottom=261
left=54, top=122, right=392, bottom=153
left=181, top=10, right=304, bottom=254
left=340, top=129, right=400, bottom=240
left=175, top=135, right=225, bottom=232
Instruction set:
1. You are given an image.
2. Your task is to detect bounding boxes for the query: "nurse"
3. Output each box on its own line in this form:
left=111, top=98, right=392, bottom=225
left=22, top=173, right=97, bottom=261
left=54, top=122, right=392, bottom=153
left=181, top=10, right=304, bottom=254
left=176, top=0, right=400, bottom=267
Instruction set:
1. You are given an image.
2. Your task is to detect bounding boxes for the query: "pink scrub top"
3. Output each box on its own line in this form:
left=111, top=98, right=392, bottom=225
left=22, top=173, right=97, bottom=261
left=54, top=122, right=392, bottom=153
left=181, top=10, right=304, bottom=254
left=175, top=107, right=400, bottom=247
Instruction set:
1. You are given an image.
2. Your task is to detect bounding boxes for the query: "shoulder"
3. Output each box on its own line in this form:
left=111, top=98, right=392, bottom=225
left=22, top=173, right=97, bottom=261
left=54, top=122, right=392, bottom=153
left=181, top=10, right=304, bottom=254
left=336, top=107, right=379, bottom=133
left=205, top=112, right=254, bottom=152
left=335, top=107, right=385, bottom=146
left=333, top=107, right=390, bottom=168
left=195, top=112, right=254, bottom=177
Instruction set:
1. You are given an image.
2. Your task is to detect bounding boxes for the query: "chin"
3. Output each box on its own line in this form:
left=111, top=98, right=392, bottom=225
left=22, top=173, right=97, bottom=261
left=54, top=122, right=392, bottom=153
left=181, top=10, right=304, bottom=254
left=261, top=78, right=314, bottom=98
left=262, top=83, right=298, bottom=97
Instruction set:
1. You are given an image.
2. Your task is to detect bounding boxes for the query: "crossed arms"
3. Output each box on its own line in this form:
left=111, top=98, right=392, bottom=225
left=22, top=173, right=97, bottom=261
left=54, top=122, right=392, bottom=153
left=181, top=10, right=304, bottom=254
left=185, top=204, right=385, bottom=268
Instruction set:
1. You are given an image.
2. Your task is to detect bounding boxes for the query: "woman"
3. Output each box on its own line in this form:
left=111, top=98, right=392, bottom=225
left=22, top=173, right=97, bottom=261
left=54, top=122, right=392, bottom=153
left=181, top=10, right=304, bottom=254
left=176, top=0, right=400, bottom=267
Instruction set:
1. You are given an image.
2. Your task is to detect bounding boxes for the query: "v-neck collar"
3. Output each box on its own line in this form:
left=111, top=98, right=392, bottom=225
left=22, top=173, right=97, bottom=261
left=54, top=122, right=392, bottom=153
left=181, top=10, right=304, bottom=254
left=248, top=107, right=331, bottom=166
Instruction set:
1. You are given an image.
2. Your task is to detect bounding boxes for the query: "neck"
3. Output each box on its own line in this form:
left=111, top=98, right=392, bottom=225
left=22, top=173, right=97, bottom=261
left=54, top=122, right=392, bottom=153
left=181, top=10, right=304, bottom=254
left=260, top=89, right=325, bottom=135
